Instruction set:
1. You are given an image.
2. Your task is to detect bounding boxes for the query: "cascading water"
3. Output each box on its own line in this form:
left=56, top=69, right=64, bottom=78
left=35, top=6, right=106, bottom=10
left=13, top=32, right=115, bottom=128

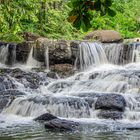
left=26, top=47, right=42, bottom=68
left=103, top=43, right=124, bottom=64
left=44, top=46, right=49, bottom=70
left=0, top=43, right=16, bottom=66
left=76, top=42, right=108, bottom=70
left=0, top=44, right=9, bottom=65
left=1, top=41, right=140, bottom=139
left=129, top=43, right=140, bottom=63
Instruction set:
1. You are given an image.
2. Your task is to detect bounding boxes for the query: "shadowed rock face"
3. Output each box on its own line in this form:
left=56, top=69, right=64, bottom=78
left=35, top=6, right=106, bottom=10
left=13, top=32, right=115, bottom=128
left=16, top=42, right=31, bottom=63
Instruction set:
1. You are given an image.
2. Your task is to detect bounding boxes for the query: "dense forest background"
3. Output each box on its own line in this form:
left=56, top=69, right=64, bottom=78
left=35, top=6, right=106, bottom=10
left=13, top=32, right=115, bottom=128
left=0, top=0, right=140, bottom=42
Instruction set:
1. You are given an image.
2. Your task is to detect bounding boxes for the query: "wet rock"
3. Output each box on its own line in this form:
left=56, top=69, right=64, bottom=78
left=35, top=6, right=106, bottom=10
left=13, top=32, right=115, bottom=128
left=34, top=113, right=57, bottom=122
left=50, top=64, right=75, bottom=78
left=44, top=118, right=80, bottom=131
left=89, top=73, right=99, bottom=79
left=0, top=68, right=53, bottom=90
left=98, top=110, right=123, bottom=120
left=34, top=38, right=72, bottom=65
left=0, top=90, right=25, bottom=112
left=0, top=75, right=16, bottom=91
left=34, top=113, right=80, bottom=131
left=95, top=94, right=126, bottom=111
left=70, top=41, right=80, bottom=64
left=84, top=30, right=123, bottom=43
left=47, top=71, right=58, bottom=79
left=16, top=41, right=32, bottom=63
left=0, top=98, right=9, bottom=111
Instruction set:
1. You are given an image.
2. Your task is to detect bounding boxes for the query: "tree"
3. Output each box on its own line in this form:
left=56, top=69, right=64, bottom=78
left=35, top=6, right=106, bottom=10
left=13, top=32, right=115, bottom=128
left=69, top=0, right=116, bottom=31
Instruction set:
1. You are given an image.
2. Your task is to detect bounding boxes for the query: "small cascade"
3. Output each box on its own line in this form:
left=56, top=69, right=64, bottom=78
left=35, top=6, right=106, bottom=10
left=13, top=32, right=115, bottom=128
left=26, top=47, right=41, bottom=68
left=2, top=95, right=97, bottom=118
left=2, top=97, right=47, bottom=117
left=77, top=42, right=108, bottom=70
left=103, top=43, right=124, bottom=64
left=44, top=46, right=49, bottom=70
left=8, top=44, right=16, bottom=65
left=0, top=44, right=9, bottom=65
left=128, top=43, right=140, bottom=63
left=0, top=43, right=16, bottom=66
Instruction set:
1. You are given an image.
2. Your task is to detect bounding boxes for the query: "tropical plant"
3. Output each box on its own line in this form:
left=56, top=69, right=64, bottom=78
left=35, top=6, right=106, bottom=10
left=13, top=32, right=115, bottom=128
left=68, top=0, right=115, bottom=31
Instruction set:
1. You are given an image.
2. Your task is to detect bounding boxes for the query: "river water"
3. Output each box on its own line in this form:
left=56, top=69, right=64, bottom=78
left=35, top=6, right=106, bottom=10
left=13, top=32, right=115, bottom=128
left=0, top=42, right=140, bottom=140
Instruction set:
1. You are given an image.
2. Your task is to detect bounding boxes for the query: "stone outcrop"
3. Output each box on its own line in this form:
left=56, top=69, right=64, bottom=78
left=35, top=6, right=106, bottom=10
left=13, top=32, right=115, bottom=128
left=34, top=38, right=72, bottom=65
left=98, top=110, right=123, bottom=120
left=84, top=30, right=123, bottom=43
left=95, top=94, right=126, bottom=120
left=95, top=94, right=126, bottom=111
left=50, top=64, right=75, bottom=78
left=34, top=113, right=80, bottom=131
left=16, top=41, right=32, bottom=63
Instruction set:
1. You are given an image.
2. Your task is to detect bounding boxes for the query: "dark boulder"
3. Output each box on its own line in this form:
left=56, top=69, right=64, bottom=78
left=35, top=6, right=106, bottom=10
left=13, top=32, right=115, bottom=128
left=34, top=113, right=57, bottom=122
left=16, top=41, right=32, bottom=63
left=50, top=64, right=75, bottom=78
left=34, top=38, right=72, bottom=65
left=95, top=94, right=126, bottom=111
left=34, top=113, right=80, bottom=131
left=98, top=110, right=123, bottom=120
left=44, top=118, right=80, bottom=131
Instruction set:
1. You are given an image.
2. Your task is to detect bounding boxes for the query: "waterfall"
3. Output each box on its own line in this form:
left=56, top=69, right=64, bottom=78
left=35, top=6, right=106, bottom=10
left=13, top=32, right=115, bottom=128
left=103, top=43, right=124, bottom=64
left=77, top=42, right=108, bottom=70
left=26, top=47, right=41, bottom=68
left=2, top=95, right=97, bottom=118
left=44, top=46, right=49, bottom=70
left=128, top=43, right=140, bottom=63
left=2, top=40, right=140, bottom=137
left=76, top=42, right=140, bottom=69
left=0, top=44, right=16, bottom=66
left=0, top=44, right=9, bottom=65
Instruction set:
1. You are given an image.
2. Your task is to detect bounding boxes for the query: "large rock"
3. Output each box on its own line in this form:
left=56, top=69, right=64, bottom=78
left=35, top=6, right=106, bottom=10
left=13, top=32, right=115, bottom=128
left=95, top=94, right=126, bottom=111
left=98, top=110, right=123, bottom=120
left=16, top=41, right=32, bottom=63
left=34, top=113, right=57, bottom=122
left=34, top=113, right=80, bottom=131
left=50, top=64, right=75, bottom=78
left=84, top=30, right=123, bottom=43
left=44, top=118, right=80, bottom=131
left=0, top=68, right=53, bottom=90
left=34, top=38, right=72, bottom=65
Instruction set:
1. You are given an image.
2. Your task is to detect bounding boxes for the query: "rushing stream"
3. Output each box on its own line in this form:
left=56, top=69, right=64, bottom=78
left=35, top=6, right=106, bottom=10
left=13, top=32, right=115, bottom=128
left=1, top=41, right=140, bottom=140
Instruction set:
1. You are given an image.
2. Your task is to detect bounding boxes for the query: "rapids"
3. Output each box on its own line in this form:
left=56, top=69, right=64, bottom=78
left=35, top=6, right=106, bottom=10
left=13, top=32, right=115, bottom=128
left=0, top=41, right=140, bottom=139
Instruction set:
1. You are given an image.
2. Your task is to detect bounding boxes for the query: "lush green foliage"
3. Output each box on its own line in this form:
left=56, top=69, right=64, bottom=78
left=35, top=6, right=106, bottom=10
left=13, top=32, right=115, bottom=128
left=0, top=0, right=139, bottom=42
left=0, top=0, right=81, bottom=42
left=69, top=0, right=116, bottom=31
left=91, top=0, right=140, bottom=38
